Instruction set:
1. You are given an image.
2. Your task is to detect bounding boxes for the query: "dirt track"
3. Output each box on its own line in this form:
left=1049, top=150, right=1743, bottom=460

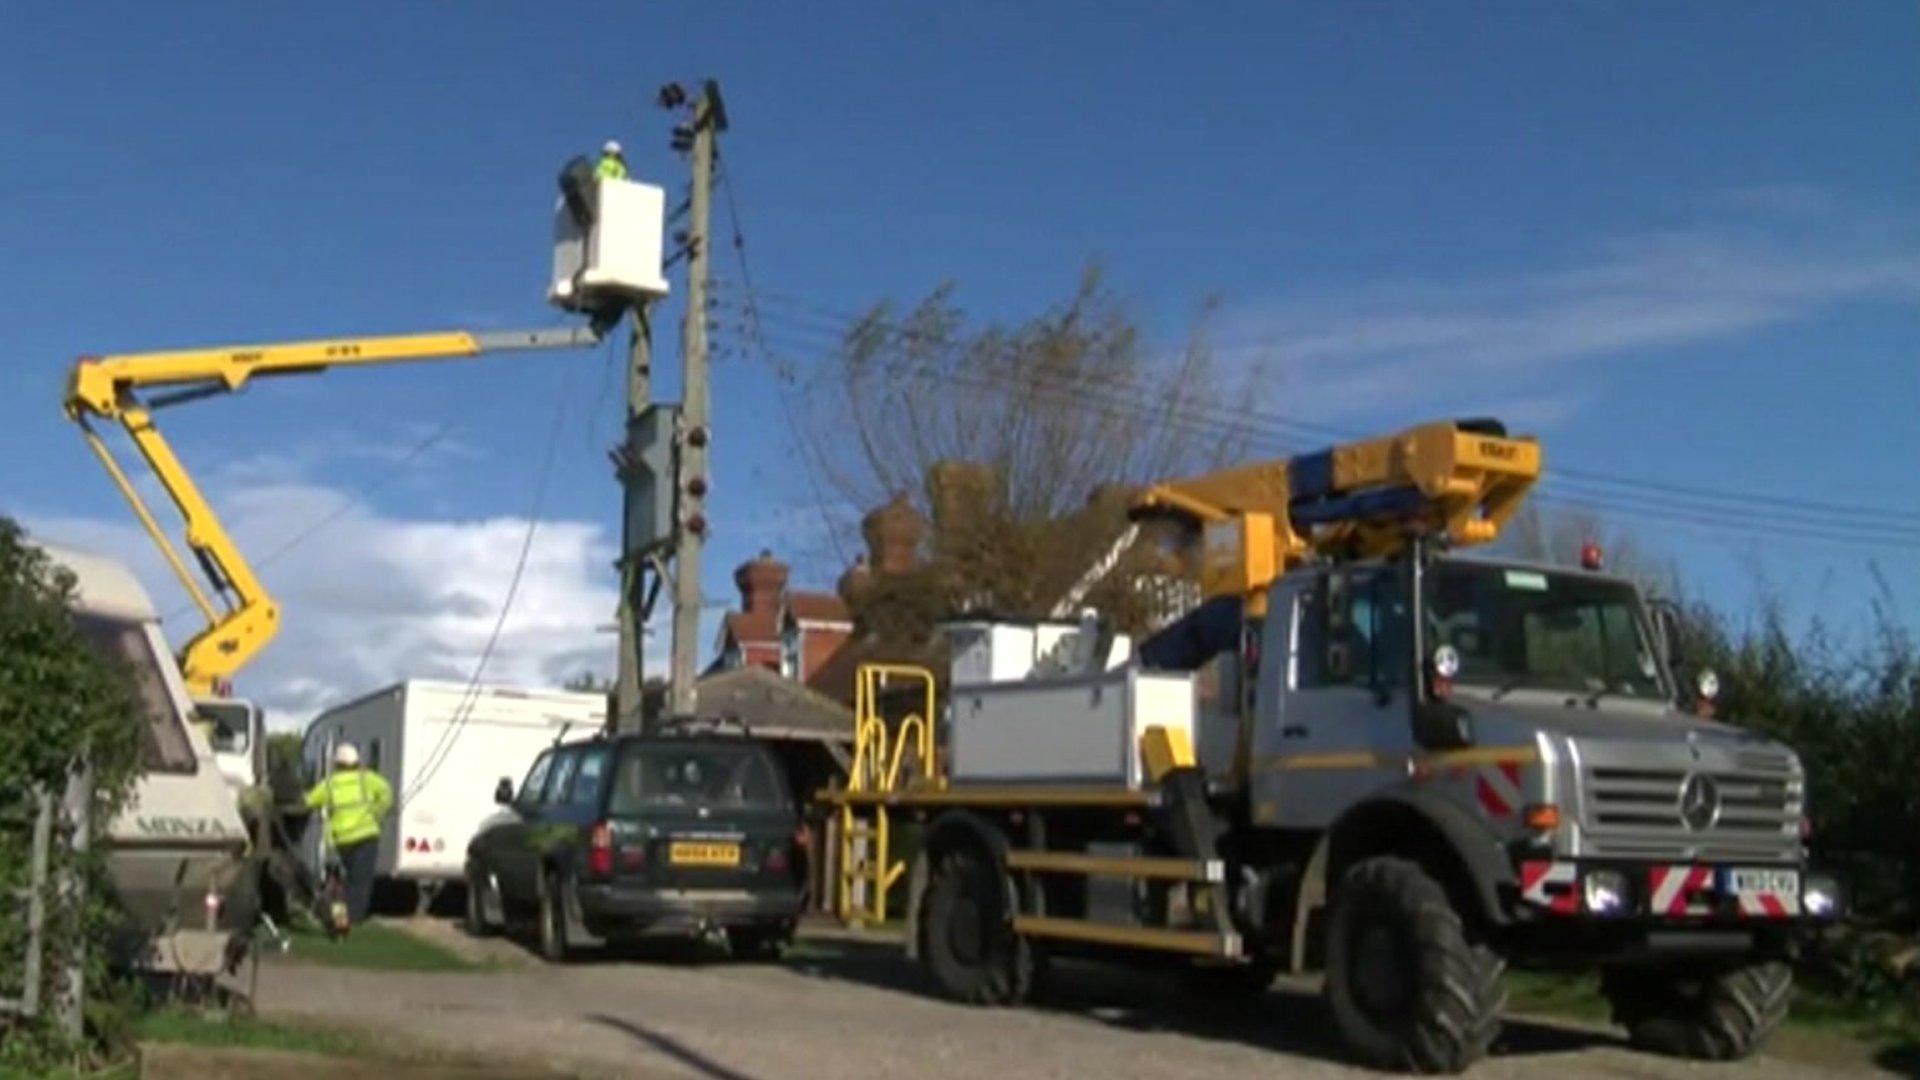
left=254, top=922, right=1905, bottom=1079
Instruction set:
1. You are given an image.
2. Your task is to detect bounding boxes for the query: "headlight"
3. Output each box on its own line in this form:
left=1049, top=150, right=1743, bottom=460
left=1584, top=869, right=1632, bottom=916
left=1802, top=875, right=1841, bottom=919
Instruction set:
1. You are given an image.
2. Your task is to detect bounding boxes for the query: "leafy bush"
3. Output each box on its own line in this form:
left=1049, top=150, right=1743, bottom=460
left=1684, top=594, right=1920, bottom=929
left=0, top=519, right=144, bottom=1070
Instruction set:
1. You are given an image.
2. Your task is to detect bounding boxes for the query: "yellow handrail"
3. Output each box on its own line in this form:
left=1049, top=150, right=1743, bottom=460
left=837, top=663, right=939, bottom=924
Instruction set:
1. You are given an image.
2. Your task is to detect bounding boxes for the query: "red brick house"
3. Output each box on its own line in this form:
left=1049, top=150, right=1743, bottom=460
left=712, top=550, right=854, bottom=689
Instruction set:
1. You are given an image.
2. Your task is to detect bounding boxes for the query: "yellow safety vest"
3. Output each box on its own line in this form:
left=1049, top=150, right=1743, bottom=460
left=304, top=767, right=393, bottom=849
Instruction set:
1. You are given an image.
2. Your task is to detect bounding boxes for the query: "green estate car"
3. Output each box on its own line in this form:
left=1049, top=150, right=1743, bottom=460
left=463, top=732, right=805, bottom=961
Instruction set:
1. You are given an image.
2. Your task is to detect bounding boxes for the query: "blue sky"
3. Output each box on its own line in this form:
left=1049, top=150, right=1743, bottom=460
left=3, top=4, right=1915, bottom=724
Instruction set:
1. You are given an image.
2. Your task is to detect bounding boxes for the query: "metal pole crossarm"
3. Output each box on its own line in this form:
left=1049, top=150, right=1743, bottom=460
left=62, top=321, right=606, bottom=697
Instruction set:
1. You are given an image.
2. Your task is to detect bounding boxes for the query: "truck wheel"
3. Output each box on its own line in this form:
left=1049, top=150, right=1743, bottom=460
left=464, top=868, right=495, bottom=937
left=1324, top=856, right=1506, bottom=1073
left=921, top=845, right=1037, bottom=1005
left=1601, top=960, right=1792, bottom=1060
left=536, top=870, right=572, bottom=963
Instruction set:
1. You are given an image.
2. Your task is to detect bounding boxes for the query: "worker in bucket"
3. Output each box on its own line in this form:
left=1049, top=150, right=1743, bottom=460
left=304, top=742, right=393, bottom=932
left=595, top=139, right=629, bottom=180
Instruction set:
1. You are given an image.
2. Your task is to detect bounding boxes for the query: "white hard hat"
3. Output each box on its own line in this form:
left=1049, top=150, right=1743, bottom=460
left=334, top=742, right=360, bottom=768
left=603, top=139, right=623, bottom=155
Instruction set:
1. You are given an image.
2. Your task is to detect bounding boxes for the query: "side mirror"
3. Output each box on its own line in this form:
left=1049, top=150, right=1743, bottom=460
left=494, top=778, right=514, bottom=805
left=1648, top=599, right=1685, bottom=670
left=1413, top=699, right=1474, bottom=750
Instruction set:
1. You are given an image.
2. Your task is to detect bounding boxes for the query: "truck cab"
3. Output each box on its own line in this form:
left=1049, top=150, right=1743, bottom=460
left=1196, top=548, right=1837, bottom=1066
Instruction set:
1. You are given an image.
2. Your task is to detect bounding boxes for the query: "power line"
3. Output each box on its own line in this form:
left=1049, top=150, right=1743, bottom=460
left=716, top=281, right=1920, bottom=531
left=159, top=422, right=458, bottom=627
left=718, top=302, right=1920, bottom=552
left=401, top=355, right=580, bottom=806
left=712, top=161, right=856, bottom=569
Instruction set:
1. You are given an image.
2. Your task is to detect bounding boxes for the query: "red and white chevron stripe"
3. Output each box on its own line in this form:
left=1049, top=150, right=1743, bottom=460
left=1519, top=860, right=1578, bottom=914
left=1473, top=761, right=1525, bottom=819
left=1648, top=864, right=1714, bottom=916
left=1734, top=884, right=1800, bottom=918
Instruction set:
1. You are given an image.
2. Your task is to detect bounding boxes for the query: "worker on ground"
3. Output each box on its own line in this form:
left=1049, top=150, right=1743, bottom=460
left=595, top=139, right=628, bottom=181
left=304, top=742, right=393, bottom=929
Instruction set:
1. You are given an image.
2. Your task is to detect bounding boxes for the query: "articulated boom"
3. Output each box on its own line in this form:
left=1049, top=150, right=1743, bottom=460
left=1131, top=418, right=1540, bottom=613
left=64, top=326, right=600, bottom=696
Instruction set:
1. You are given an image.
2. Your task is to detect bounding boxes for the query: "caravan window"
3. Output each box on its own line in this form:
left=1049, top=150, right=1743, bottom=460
left=73, top=614, right=196, bottom=773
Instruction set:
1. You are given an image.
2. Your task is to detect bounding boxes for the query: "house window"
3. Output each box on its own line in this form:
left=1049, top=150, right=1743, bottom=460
left=780, top=625, right=800, bottom=679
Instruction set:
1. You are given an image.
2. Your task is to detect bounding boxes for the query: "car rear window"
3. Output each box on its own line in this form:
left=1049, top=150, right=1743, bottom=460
left=608, top=744, right=786, bottom=814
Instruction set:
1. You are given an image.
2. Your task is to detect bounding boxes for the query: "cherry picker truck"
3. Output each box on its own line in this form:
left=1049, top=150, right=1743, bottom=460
left=60, top=169, right=670, bottom=952
left=825, top=418, right=1842, bottom=1073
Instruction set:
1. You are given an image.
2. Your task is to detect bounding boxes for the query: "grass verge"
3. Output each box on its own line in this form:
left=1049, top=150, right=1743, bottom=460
left=135, top=1006, right=373, bottom=1058
left=1506, top=969, right=1920, bottom=1070
left=279, top=920, right=491, bottom=972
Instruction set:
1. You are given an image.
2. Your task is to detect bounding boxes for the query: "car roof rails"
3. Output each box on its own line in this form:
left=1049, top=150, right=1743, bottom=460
left=656, top=714, right=754, bottom=739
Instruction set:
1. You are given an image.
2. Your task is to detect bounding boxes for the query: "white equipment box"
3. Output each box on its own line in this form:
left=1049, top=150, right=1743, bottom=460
left=945, top=618, right=1132, bottom=684
left=948, top=666, right=1194, bottom=789
left=549, top=178, right=670, bottom=310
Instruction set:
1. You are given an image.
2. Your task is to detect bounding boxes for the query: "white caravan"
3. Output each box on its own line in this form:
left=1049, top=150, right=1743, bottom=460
left=300, top=680, right=605, bottom=899
left=48, top=545, right=254, bottom=975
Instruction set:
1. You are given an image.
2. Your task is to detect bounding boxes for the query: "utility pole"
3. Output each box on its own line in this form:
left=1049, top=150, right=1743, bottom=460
left=612, top=303, right=654, bottom=731
left=667, top=81, right=724, bottom=720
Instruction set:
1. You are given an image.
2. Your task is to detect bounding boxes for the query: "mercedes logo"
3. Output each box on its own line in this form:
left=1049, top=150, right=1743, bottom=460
left=1679, top=773, right=1721, bottom=831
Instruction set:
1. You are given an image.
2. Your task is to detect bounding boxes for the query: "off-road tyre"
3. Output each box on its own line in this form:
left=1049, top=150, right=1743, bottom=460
left=1601, top=959, right=1792, bottom=1060
left=463, top=867, right=495, bottom=937
left=921, top=844, right=1038, bottom=1005
left=536, top=869, right=572, bottom=963
left=1324, top=856, right=1506, bottom=1073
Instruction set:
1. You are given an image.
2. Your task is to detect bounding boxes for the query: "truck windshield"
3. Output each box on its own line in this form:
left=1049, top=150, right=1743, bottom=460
left=72, top=613, right=199, bottom=772
left=1425, top=562, right=1668, bottom=701
left=608, top=744, right=787, bottom=814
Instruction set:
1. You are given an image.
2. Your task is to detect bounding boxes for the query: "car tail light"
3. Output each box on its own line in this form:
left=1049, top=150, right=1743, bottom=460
left=765, top=845, right=790, bottom=874
left=587, top=821, right=614, bottom=878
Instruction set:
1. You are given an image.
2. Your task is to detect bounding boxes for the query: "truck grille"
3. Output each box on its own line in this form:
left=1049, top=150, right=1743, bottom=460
left=1579, top=748, right=1801, bottom=862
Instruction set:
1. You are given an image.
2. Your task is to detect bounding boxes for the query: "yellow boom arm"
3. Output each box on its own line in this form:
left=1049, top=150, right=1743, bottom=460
left=1132, top=419, right=1541, bottom=615
left=64, top=326, right=601, bottom=696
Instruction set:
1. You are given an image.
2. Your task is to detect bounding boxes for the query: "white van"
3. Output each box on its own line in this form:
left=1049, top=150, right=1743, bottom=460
left=300, top=680, right=605, bottom=902
left=48, top=545, right=254, bottom=975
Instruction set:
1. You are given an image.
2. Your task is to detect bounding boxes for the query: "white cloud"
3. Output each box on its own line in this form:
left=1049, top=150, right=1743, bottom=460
left=1213, top=192, right=1920, bottom=423
left=27, top=476, right=638, bottom=732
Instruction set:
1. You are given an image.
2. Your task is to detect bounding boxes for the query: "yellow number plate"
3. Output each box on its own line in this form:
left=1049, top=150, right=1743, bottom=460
left=669, top=841, right=741, bottom=867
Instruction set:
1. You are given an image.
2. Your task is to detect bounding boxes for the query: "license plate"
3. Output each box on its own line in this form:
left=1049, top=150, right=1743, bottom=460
left=669, top=841, right=741, bottom=867
left=1725, top=868, right=1798, bottom=895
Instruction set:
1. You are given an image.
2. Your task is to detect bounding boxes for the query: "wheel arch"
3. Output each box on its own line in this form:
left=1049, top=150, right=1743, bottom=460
left=1303, top=789, right=1516, bottom=954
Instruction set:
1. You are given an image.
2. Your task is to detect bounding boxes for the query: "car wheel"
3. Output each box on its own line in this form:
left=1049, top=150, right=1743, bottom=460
left=920, top=844, right=1038, bottom=1005
left=537, top=869, right=571, bottom=963
left=1323, top=855, right=1506, bottom=1073
left=464, top=867, right=495, bottom=937
left=1601, top=960, right=1792, bottom=1060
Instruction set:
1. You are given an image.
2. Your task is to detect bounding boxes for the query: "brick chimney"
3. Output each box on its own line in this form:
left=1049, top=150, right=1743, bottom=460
left=862, top=493, right=926, bottom=575
left=734, top=548, right=789, bottom=613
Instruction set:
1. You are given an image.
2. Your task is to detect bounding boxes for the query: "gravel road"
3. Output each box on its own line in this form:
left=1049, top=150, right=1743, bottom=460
left=255, top=923, right=1899, bottom=1080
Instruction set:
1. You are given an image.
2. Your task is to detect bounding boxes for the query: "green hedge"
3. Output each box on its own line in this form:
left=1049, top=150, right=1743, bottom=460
left=0, top=519, right=144, bottom=1070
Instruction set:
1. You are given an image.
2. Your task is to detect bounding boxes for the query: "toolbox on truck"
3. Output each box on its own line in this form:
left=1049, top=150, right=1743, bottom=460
left=948, top=666, right=1195, bottom=788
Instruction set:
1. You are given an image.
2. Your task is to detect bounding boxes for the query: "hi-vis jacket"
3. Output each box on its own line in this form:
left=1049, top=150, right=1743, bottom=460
left=304, top=767, right=393, bottom=849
